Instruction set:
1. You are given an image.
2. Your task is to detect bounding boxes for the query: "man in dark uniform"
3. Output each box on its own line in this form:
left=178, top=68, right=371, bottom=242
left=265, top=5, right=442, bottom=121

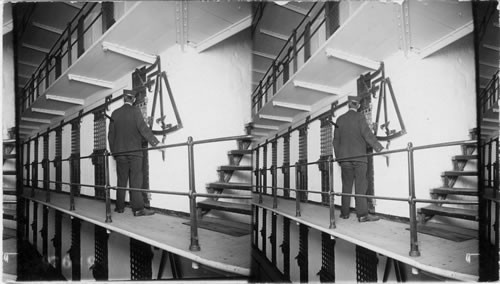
left=108, top=91, right=165, bottom=216
left=333, top=96, right=384, bottom=222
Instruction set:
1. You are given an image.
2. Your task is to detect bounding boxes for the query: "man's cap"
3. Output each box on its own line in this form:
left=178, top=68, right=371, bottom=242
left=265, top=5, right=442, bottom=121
left=348, top=96, right=360, bottom=103
left=123, top=90, right=135, bottom=97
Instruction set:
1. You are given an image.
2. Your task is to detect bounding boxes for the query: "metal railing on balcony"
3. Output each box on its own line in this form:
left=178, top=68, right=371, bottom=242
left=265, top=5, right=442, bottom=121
left=20, top=2, right=115, bottom=112
left=23, top=133, right=252, bottom=252
left=254, top=139, right=478, bottom=257
left=479, top=70, right=499, bottom=117
left=251, top=2, right=339, bottom=115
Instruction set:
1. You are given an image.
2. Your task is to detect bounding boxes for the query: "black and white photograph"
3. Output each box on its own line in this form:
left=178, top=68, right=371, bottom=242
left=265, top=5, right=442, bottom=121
left=1, top=1, right=499, bottom=282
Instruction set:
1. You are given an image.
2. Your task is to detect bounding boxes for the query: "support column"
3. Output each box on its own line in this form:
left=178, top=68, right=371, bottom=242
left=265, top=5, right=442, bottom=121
left=319, top=115, right=333, bottom=204
left=71, top=118, right=81, bottom=197
left=281, top=217, right=290, bottom=281
left=298, top=121, right=309, bottom=202
left=92, top=108, right=107, bottom=199
left=282, top=132, right=290, bottom=198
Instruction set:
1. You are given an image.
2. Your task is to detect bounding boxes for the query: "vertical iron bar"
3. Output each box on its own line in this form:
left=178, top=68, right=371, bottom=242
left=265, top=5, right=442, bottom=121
left=272, top=61, right=277, bottom=95
left=304, top=21, right=311, bottom=62
left=77, top=17, right=85, bottom=57
left=407, top=142, right=420, bottom=257
left=188, top=137, right=200, bottom=251
left=45, top=55, right=50, bottom=89
left=273, top=165, right=277, bottom=208
left=295, top=162, right=301, bottom=217
left=69, top=154, right=75, bottom=211
left=105, top=151, right=112, bottom=223
left=292, top=29, right=297, bottom=73
left=328, top=156, right=336, bottom=229
left=67, top=23, right=72, bottom=66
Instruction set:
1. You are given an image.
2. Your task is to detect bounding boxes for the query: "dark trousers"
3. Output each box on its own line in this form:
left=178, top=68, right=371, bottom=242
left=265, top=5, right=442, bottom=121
left=115, top=155, right=146, bottom=212
left=340, top=161, right=368, bottom=218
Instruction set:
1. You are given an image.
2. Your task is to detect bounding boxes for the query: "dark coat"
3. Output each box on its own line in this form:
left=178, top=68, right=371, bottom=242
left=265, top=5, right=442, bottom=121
left=108, top=103, right=159, bottom=157
left=333, top=109, right=383, bottom=163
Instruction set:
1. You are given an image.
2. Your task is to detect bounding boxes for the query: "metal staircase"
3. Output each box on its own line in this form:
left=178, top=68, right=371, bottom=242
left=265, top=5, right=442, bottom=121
left=419, top=134, right=479, bottom=224
left=3, top=131, right=17, bottom=223
left=197, top=136, right=253, bottom=217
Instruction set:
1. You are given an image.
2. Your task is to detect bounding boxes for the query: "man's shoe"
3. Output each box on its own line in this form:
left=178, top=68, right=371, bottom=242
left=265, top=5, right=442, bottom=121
left=358, top=214, right=380, bottom=222
left=133, top=209, right=155, bottom=217
left=114, top=208, right=124, bottom=213
left=339, top=214, right=350, bottom=219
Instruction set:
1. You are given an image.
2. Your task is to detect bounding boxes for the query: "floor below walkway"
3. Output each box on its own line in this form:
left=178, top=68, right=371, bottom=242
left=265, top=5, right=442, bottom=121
left=22, top=187, right=250, bottom=276
left=254, top=194, right=479, bottom=282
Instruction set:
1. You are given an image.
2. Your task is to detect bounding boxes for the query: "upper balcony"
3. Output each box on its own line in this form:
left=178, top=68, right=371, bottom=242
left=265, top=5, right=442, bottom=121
left=250, top=1, right=474, bottom=139
left=16, top=2, right=252, bottom=138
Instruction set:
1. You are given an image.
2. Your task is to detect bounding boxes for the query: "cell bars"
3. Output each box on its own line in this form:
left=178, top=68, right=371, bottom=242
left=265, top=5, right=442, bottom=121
left=93, top=108, right=107, bottom=199
left=31, top=202, right=38, bottom=247
left=272, top=140, right=278, bottom=206
left=70, top=218, right=81, bottom=281
left=42, top=206, right=48, bottom=259
left=55, top=125, right=62, bottom=191
left=318, top=232, right=336, bottom=282
left=93, top=225, right=109, bottom=281
left=281, top=217, right=290, bottom=281
left=297, top=223, right=309, bottom=282
left=253, top=204, right=259, bottom=247
left=54, top=211, right=62, bottom=273
left=320, top=116, right=333, bottom=204
left=271, top=212, right=277, bottom=265
left=71, top=119, right=81, bottom=196
left=356, top=245, right=378, bottom=282
left=298, top=124, right=308, bottom=202
left=263, top=144, right=268, bottom=195
left=32, top=138, right=39, bottom=194
left=261, top=208, right=267, bottom=253
left=25, top=142, right=30, bottom=188
left=130, top=238, right=153, bottom=280
left=43, top=134, right=50, bottom=201
left=282, top=133, right=290, bottom=198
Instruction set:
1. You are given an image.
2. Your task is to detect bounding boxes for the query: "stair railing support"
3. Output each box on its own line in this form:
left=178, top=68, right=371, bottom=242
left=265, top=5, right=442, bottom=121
left=104, top=151, right=112, bottom=223
left=272, top=165, right=277, bottom=209
left=69, top=155, right=75, bottom=211
left=295, top=162, right=301, bottom=217
left=187, top=136, right=200, bottom=251
left=328, top=156, right=336, bottom=229
left=407, top=142, right=420, bottom=257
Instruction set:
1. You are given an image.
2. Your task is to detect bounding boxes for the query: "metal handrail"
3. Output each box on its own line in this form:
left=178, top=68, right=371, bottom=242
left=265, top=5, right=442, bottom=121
left=21, top=3, right=102, bottom=111
left=251, top=2, right=323, bottom=111
left=23, top=134, right=253, bottom=251
left=254, top=139, right=478, bottom=257
left=479, top=70, right=499, bottom=116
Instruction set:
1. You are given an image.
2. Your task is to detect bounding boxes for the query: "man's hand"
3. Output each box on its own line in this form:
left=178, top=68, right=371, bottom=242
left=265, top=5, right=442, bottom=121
left=156, top=142, right=166, bottom=152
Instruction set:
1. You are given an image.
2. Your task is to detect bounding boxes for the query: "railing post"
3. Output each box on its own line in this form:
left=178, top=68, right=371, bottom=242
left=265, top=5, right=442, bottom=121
left=295, top=162, right=301, bottom=217
left=187, top=136, right=200, bottom=251
left=292, top=29, right=298, bottom=73
left=407, top=142, right=420, bottom=257
left=272, top=165, right=277, bottom=209
left=272, top=61, right=277, bottom=95
left=304, top=21, right=311, bottom=62
left=69, top=156, right=75, bottom=211
left=45, top=55, right=50, bottom=89
left=328, top=156, right=336, bottom=229
left=67, top=23, right=72, bottom=67
left=104, top=151, right=112, bottom=223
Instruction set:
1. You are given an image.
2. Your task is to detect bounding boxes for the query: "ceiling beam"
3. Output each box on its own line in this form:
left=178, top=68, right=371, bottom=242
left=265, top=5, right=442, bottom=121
left=46, top=94, right=85, bottom=105
left=325, top=48, right=380, bottom=70
left=196, top=15, right=252, bottom=53
left=293, top=80, right=341, bottom=95
left=279, top=3, right=308, bottom=16
left=3, top=19, right=13, bottom=35
left=31, top=22, right=64, bottom=35
left=18, top=60, right=39, bottom=68
left=68, top=74, right=114, bottom=89
left=21, top=117, right=51, bottom=124
left=259, top=29, right=289, bottom=41
left=272, top=101, right=311, bottom=112
left=482, top=44, right=500, bottom=52
left=252, top=51, right=275, bottom=60
left=19, top=125, right=40, bottom=130
left=259, top=114, right=293, bottom=123
left=62, top=2, right=82, bottom=9
left=102, top=41, right=156, bottom=64
left=253, top=124, right=280, bottom=131
left=22, top=43, right=50, bottom=54
left=417, top=21, right=474, bottom=59
left=31, top=108, right=65, bottom=116
left=479, top=61, right=499, bottom=69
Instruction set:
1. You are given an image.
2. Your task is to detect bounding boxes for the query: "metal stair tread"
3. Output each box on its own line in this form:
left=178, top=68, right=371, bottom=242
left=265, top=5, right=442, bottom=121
left=442, top=171, right=477, bottom=176
left=207, top=182, right=252, bottom=191
left=197, top=199, right=252, bottom=215
left=430, top=187, right=478, bottom=196
left=3, top=154, right=16, bottom=159
left=219, top=165, right=253, bottom=171
left=3, top=139, right=15, bottom=145
left=228, top=149, right=252, bottom=155
left=452, top=155, right=477, bottom=160
left=419, top=204, right=478, bottom=221
left=3, top=170, right=16, bottom=175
